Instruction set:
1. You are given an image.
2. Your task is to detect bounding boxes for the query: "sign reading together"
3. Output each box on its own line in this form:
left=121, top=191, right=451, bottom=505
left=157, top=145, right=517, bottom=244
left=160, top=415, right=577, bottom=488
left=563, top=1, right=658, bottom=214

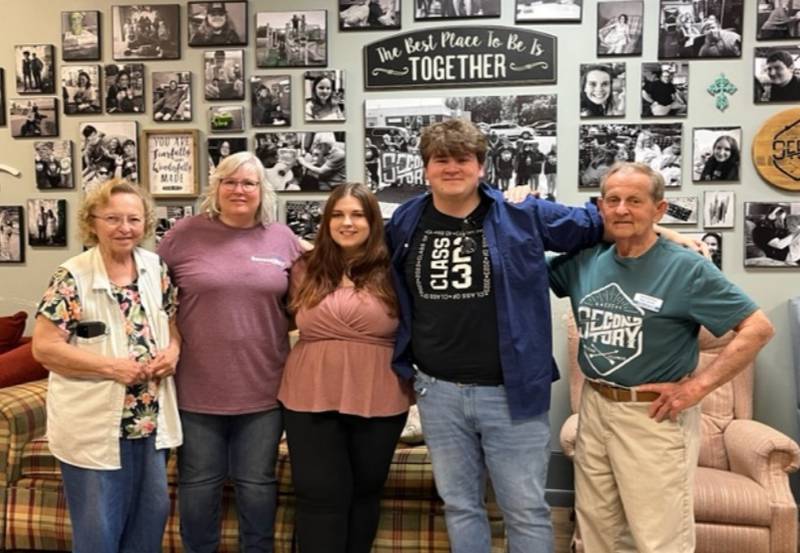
left=363, top=26, right=556, bottom=90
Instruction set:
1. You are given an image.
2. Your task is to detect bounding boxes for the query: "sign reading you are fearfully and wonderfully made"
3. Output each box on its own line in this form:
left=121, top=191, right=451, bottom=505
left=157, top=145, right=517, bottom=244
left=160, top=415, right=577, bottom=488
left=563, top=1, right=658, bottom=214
left=363, top=27, right=557, bottom=90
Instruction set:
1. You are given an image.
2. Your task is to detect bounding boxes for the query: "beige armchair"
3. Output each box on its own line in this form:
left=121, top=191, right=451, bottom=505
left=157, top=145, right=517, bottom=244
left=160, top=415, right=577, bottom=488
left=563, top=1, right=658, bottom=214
left=560, top=315, right=800, bottom=553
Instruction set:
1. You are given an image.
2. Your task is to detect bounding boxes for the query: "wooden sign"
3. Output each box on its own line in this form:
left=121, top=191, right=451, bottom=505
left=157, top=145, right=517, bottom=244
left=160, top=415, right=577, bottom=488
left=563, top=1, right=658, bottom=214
left=752, top=108, right=800, bottom=192
left=363, top=26, right=556, bottom=90
left=143, top=129, right=200, bottom=198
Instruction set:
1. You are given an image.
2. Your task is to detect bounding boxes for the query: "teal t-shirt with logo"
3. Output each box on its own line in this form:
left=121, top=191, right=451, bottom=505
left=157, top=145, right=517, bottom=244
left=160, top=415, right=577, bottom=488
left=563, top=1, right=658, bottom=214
left=548, top=237, right=758, bottom=387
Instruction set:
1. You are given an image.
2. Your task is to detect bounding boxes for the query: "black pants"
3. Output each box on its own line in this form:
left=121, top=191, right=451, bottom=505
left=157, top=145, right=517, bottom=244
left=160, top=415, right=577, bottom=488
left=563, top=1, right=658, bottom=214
left=283, top=408, right=407, bottom=553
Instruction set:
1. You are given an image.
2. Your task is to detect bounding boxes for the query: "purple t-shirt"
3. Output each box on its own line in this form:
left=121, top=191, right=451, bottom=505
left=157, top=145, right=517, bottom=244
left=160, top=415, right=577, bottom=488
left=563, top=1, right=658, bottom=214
left=157, top=215, right=302, bottom=414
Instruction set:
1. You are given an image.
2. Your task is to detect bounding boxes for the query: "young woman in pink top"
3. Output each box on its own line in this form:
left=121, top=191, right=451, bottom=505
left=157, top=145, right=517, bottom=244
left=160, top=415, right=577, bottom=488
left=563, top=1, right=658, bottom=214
left=278, top=182, right=412, bottom=553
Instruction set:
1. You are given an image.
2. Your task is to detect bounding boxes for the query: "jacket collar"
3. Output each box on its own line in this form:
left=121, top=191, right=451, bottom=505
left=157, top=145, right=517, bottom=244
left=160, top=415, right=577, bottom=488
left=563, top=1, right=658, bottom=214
left=88, top=246, right=148, bottom=291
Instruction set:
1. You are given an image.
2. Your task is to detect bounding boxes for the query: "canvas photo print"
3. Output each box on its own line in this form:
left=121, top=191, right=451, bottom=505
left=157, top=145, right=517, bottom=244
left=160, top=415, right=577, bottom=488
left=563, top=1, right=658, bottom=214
left=641, top=62, right=688, bottom=117
left=340, top=0, right=400, bottom=28
left=579, top=123, right=682, bottom=188
left=692, top=127, right=741, bottom=182
left=757, top=1, right=800, bottom=40
left=754, top=47, right=800, bottom=103
left=0, top=206, right=24, bottom=263
left=704, top=190, right=735, bottom=229
left=62, top=11, right=100, bottom=60
left=580, top=63, right=626, bottom=118
left=153, top=71, right=191, bottom=122
left=15, top=44, right=55, bottom=94
left=516, top=0, right=581, bottom=22
left=683, top=231, right=723, bottom=270
left=155, top=205, right=194, bottom=244
left=285, top=200, right=326, bottom=241
left=10, top=98, right=58, bottom=138
left=304, top=70, right=344, bottom=122
left=104, top=64, right=145, bottom=113
left=657, top=0, right=743, bottom=59
left=111, top=4, right=180, bottom=60
left=252, top=75, right=291, bottom=127
left=62, top=65, right=102, bottom=114
left=255, top=131, right=346, bottom=191
left=660, top=195, right=698, bottom=225
left=208, top=137, right=248, bottom=177
left=744, top=202, right=800, bottom=267
left=414, top=0, right=498, bottom=20
left=27, top=199, right=67, bottom=247
left=188, top=1, right=247, bottom=46
left=204, top=49, right=245, bottom=100
left=80, top=121, right=139, bottom=191
left=256, top=11, right=327, bottom=67
left=34, top=140, right=73, bottom=189
left=597, top=1, right=644, bottom=56
left=208, top=105, right=244, bottom=133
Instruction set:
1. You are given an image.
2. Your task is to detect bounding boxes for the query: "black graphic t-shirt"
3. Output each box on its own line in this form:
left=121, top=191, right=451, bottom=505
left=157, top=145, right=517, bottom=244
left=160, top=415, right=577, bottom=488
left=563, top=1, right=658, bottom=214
left=405, top=198, right=503, bottom=385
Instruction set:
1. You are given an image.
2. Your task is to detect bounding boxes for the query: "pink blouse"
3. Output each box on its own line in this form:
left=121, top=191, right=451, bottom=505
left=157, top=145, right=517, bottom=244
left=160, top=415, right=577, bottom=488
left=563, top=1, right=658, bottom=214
left=278, top=283, right=413, bottom=417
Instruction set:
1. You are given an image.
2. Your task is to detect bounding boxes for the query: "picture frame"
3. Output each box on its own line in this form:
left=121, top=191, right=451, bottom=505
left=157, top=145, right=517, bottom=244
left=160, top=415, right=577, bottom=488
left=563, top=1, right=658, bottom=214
left=255, top=131, right=347, bottom=192
left=579, top=63, right=626, bottom=118
left=692, top=127, right=741, bottom=182
left=744, top=202, right=800, bottom=267
left=204, top=49, right=245, bottom=100
left=414, top=0, right=498, bottom=20
left=188, top=1, right=248, bottom=46
left=15, top=44, right=56, bottom=94
left=34, top=140, right=74, bottom=189
left=756, top=1, right=800, bottom=40
left=341, top=0, right=401, bottom=28
left=208, top=137, right=248, bottom=178
left=683, top=231, right=723, bottom=270
left=79, top=120, right=139, bottom=192
left=208, top=105, right=245, bottom=133
left=111, top=4, right=180, bottom=60
left=661, top=196, right=698, bottom=225
left=0, top=70, right=6, bottom=126
left=104, top=64, right=145, bottom=114
left=657, top=0, right=743, bottom=59
left=153, top=71, right=192, bottom=122
left=27, top=199, right=67, bottom=247
left=641, top=62, right=688, bottom=117
left=597, top=1, right=643, bottom=56
left=62, top=65, right=102, bottom=115
left=703, top=190, right=735, bottom=229
left=9, top=98, right=59, bottom=138
left=155, top=204, right=194, bottom=244
left=304, top=70, right=345, bottom=122
left=252, top=75, right=291, bottom=127
left=143, top=129, right=200, bottom=199
left=284, top=199, right=327, bottom=241
left=255, top=10, right=328, bottom=68
left=0, top=206, right=25, bottom=263
left=62, top=11, right=101, bottom=61
left=515, top=0, right=581, bottom=23
left=754, top=47, right=800, bottom=103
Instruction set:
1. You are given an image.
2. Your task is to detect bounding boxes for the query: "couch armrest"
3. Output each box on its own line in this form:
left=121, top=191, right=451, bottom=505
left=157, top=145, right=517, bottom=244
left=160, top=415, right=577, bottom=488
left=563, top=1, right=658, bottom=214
left=0, top=379, right=48, bottom=488
left=560, top=413, right=579, bottom=460
left=724, top=419, right=800, bottom=500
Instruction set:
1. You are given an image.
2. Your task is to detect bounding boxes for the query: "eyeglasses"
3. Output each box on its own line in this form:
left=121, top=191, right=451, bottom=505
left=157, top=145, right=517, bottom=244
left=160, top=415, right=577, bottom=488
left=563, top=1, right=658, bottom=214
left=220, top=178, right=259, bottom=192
left=91, top=214, right=145, bottom=227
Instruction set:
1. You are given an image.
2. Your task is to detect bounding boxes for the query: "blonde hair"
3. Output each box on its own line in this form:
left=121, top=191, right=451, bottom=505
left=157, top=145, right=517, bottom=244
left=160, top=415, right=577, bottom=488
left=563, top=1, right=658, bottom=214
left=78, top=179, right=155, bottom=246
left=201, top=151, right=277, bottom=225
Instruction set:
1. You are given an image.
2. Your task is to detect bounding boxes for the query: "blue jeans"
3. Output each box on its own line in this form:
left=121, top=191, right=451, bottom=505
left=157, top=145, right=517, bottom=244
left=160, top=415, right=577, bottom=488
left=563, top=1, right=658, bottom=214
left=60, top=434, right=169, bottom=553
left=413, top=370, right=553, bottom=553
left=178, top=409, right=283, bottom=553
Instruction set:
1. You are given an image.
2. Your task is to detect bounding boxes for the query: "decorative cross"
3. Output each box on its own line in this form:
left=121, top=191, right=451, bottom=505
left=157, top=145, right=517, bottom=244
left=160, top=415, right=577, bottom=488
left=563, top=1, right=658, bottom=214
left=707, top=74, right=737, bottom=112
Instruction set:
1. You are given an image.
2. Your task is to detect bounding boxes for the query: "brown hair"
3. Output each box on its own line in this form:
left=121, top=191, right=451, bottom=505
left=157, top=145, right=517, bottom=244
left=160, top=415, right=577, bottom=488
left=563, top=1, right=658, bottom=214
left=290, top=182, right=396, bottom=315
left=419, top=118, right=487, bottom=166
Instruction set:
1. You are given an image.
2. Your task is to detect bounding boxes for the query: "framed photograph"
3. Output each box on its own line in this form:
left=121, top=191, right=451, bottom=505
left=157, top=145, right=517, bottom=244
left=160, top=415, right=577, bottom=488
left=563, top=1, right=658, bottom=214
left=597, top=1, right=643, bottom=56
left=754, top=47, right=800, bottom=103
left=255, top=131, right=346, bottom=192
left=366, top=94, right=558, bottom=215
left=208, top=105, right=245, bottom=133
left=62, top=11, right=101, bottom=60
left=204, top=49, right=245, bottom=100
left=252, top=75, right=291, bottom=127
left=414, top=0, right=498, bottom=19
left=341, top=0, right=401, bottom=28
left=111, top=4, right=180, bottom=60
left=255, top=11, right=328, bottom=67
left=692, top=127, right=741, bottom=182
left=143, top=130, right=200, bottom=198
left=10, top=98, right=58, bottom=138
left=515, top=0, right=581, bottom=23
left=153, top=71, right=191, bottom=122
left=579, top=123, right=682, bottom=189
left=208, top=137, right=248, bottom=177
left=0, top=207, right=24, bottom=263
left=661, top=196, right=698, bottom=225
left=104, top=64, right=145, bottom=114
left=34, top=140, right=73, bottom=189
left=744, top=202, right=800, bottom=267
left=27, top=199, right=67, bottom=247
left=188, top=1, right=248, bottom=46
left=683, top=232, right=723, bottom=270
left=284, top=200, right=326, bottom=241
left=757, top=1, right=800, bottom=40
left=304, top=70, right=345, bottom=122
left=79, top=121, right=139, bottom=192
left=62, top=65, right=102, bottom=115
left=704, top=190, right=735, bottom=229
left=657, top=0, right=743, bottom=59
left=579, top=63, right=625, bottom=118
left=0, top=70, right=6, bottom=126
left=15, top=45, right=55, bottom=94
left=641, top=62, right=688, bottom=117
left=155, top=204, right=194, bottom=244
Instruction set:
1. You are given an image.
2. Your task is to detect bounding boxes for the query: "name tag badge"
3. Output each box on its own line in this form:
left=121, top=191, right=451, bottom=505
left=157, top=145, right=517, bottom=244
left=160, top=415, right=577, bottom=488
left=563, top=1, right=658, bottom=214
left=250, top=255, right=286, bottom=268
left=633, top=293, right=663, bottom=313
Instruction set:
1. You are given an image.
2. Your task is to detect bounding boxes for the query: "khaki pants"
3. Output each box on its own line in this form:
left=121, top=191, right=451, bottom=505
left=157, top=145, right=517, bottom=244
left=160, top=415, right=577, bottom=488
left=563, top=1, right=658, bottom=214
left=574, top=382, right=701, bottom=553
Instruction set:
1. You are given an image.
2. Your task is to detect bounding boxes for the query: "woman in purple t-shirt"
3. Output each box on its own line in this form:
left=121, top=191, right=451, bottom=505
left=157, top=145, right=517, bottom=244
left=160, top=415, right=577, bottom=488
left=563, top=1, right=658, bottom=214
left=157, top=152, right=302, bottom=552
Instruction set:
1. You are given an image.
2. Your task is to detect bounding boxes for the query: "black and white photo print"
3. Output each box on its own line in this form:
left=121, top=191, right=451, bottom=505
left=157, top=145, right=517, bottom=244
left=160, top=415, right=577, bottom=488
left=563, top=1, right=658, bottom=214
left=757, top=0, right=800, bottom=40
left=256, top=11, right=327, bottom=67
left=641, top=62, right=688, bottom=117
left=251, top=75, right=291, bottom=127
left=9, top=98, right=58, bottom=138
left=683, top=232, right=723, bottom=269
left=62, top=65, right=102, bottom=115
left=661, top=196, right=698, bottom=225
left=304, top=70, right=345, bottom=122
left=0, top=206, right=24, bottom=263
left=152, top=71, right=191, bottom=122
left=62, top=11, right=101, bottom=61
left=15, top=45, right=55, bottom=94
left=754, top=47, right=800, bottom=103
left=104, top=64, right=145, bottom=113
left=515, top=0, right=581, bottom=23
left=155, top=205, right=194, bottom=244
left=204, top=50, right=245, bottom=100
left=744, top=202, right=800, bottom=267
left=704, top=190, right=735, bottom=229
left=111, top=4, right=180, bottom=60
left=657, top=0, right=743, bottom=59
left=255, top=131, right=346, bottom=191
left=208, top=137, right=248, bottom=177
left=692, top=127, right=741, bottom=181
left=27, top=198, right=67, bottom=247
left=285, top=200, right=326, bottom=241
left=580, top=63, right=626, bottom=117
left=79, top=121, right=139, bottom=191
left=188, top=1, right=248, bottom=46
left=414, top=0, right=498, bottom=20
left=597, top=1, right=644, bottom=56
left=340, top=0, right=400, bottom=28
left=34, top=140, right=73, bottom=189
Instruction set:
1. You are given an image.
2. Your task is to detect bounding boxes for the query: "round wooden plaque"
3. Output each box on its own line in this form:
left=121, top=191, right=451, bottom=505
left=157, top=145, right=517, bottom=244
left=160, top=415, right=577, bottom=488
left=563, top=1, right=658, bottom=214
left=752, top=108, right=800, bottom=192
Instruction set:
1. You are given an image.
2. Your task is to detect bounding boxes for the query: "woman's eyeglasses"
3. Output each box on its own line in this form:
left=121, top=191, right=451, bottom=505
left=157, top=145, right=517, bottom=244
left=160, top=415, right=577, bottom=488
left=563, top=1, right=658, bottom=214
left=220, top=179, right=259, bottom=192
left=91, top=214, right=144, bottom=227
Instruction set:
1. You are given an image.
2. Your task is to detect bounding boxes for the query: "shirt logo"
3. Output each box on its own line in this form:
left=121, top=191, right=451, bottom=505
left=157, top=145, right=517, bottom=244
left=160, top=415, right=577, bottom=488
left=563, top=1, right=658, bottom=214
left=414, top=229, right=490, bottom=300
left=250, top=255, right=286, bottom=268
